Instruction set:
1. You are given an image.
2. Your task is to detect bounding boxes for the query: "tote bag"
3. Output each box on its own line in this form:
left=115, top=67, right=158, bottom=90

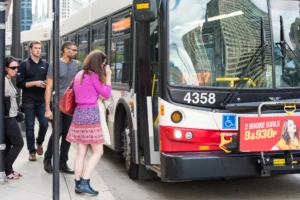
left=97, top=98, right=111, bottom=145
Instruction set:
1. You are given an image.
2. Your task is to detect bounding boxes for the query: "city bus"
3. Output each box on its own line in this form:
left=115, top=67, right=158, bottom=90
left=16, top=0, right=300, bottom=181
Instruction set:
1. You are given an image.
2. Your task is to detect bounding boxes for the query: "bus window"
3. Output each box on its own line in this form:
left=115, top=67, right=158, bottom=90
left=110, top=14, right=131, bottom=84
left=78, top=29, right=89, bottom=63
left=110, top=39, right=131, bottom=83
left=270, top=0, right=300, bottom=87
left=169, top=0, right=272, bottom=88
left=65, top=33, right=76, bottom=43
left=92, top=24, right=106, bottom=53
left=23, top=42, right=30, bottom=59
left=41, top=41, right=49, bottom=62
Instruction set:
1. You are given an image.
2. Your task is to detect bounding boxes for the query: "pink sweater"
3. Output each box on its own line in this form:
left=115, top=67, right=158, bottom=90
left=74, top=70, right=111, bottom=108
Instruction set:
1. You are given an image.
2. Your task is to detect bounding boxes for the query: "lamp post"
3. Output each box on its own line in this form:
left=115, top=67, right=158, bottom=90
left=0, top=0, right=8, bottom=183
left=52, top=0, right=60, bottom=199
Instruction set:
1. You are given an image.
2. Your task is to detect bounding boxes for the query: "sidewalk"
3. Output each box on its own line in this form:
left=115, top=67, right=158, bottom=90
left=0, top=122, right=115, bottom=200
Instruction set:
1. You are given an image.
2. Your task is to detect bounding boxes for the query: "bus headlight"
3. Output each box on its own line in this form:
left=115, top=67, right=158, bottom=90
left=174, top=130, right=182, bottom=139
left=185, top=132, right=193, bottom=140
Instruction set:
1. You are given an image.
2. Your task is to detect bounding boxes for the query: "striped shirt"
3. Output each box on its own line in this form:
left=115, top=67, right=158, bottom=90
left=5, top=77, right=18, bottom=117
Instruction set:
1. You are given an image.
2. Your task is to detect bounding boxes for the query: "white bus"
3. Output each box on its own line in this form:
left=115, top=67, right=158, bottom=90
left=20, top=25, right=52, bottom=62
left=17, top=0, right=300, bottom=182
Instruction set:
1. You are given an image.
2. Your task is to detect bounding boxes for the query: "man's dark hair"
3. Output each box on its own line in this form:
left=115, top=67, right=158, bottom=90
left=61, top=41, right=76, bottom=53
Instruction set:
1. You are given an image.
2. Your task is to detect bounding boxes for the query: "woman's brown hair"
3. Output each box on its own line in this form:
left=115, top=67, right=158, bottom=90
left=80, top=50, right=107, bottom=84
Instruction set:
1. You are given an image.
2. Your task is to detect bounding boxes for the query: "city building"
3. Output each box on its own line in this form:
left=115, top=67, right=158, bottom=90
left=5, top=14, right=12, bottom=45
left=61, top=0, right=86, bottom=19
left=289, top=17, right=300, bottom=54
left=32, top=0, right=86, bottom=27
left=21, top=0, right=33, bottom=31
left=182, top=26, right=213, bottom=86
left=201, top=0, right=272, bottom=80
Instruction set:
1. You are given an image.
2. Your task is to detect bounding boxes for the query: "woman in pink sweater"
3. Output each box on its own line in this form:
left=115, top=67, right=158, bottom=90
left=67, top=50, right=111, bottom=195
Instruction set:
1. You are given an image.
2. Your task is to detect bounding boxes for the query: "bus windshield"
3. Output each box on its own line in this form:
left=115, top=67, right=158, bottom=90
left=168, top=0, right=300, bottom=88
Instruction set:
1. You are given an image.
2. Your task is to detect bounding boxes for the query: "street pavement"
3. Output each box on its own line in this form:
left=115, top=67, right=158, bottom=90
left=0, top=122, right=115, bottom=200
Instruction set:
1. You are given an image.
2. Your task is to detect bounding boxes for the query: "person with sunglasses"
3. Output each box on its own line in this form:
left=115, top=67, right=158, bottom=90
left=4, top=56, right=24, bottom=180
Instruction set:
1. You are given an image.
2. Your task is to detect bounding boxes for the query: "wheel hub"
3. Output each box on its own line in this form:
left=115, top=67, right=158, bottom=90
left=122, top=127, right=131, bottom=170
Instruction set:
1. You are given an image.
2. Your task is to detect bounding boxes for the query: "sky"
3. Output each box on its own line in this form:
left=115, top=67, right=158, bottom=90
left=9, top=0, right=90, bottom=14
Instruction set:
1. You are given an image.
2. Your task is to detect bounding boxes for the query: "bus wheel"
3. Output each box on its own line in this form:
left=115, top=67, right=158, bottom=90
left=122, top=117, right=138, bottom=179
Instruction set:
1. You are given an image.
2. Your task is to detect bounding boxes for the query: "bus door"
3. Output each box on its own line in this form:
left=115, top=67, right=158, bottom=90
left=146, top=20, right=160, bottom=165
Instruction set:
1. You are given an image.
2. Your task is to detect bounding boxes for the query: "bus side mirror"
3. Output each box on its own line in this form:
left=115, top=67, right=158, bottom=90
left=133, top=0, right=157, bottom=23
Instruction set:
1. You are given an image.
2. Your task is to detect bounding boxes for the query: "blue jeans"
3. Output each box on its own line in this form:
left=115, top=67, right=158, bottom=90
left=23, top=102, right=49, bottom=154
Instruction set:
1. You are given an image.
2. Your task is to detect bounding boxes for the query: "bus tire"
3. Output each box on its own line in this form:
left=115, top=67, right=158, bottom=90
left=122, top=116, right=139, bottom=179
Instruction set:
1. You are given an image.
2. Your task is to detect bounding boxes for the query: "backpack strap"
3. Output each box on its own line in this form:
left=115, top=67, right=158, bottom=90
left=24, top=58, right=30, bottom=74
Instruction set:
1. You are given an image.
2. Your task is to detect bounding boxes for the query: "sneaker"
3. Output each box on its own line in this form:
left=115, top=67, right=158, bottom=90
left=36, top=143, right=43, bottom=155
left=29, top=153, right=36, bottom=161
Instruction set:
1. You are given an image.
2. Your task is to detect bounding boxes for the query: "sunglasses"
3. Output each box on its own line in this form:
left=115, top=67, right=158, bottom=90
left=8, top=66, right=19, bottom=70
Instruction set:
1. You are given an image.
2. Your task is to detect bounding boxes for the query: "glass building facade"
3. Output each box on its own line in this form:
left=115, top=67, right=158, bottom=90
left=21, top=0, right=32, bottom=31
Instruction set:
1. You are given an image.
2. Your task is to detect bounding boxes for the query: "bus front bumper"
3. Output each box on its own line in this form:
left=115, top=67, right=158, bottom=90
left=160, top=151, right=300, bottom=181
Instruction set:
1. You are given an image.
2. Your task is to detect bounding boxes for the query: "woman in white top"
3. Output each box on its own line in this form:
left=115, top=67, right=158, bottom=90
left=4, top=56, right=24, bottom=180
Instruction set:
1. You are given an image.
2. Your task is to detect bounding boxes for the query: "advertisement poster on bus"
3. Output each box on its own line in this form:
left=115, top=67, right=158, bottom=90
left=239, top=116, right=300, bottom=152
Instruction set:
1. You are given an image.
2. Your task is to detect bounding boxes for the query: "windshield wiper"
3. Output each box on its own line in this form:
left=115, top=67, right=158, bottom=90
left=221, top=17, right=267, bottom=107
left=221, top=43, right=268, bottom=107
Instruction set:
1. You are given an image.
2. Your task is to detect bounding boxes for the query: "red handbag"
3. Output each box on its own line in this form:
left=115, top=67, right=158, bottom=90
left=59, top=78, right=76, bottom=116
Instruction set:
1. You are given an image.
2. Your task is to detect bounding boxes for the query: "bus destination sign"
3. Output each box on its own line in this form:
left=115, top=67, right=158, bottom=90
left=112, top=16, right=131, bottom=37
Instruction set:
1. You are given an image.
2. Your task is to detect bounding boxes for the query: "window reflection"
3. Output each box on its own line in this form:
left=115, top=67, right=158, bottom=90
left=271, top=0, right=300, bottom=87
left=92, top=25, right=106, bottom=52
left=110, top=39, right=130, bottom=83
left=64, top=34, right=76, bottom=43
left=41, top=41, right=48, bottom=62
left=23, top=42, right=30, bottom=59
left=110, top=15, right=131, bottom=84
left=169, top=0, right=272, bottom=88
left=78, top=30, right=89, bottom=63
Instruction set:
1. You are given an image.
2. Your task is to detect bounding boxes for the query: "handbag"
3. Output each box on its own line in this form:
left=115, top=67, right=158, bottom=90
left=15, top=112, right=25, bottom=123
left=59, top=78, right=76, bottom=116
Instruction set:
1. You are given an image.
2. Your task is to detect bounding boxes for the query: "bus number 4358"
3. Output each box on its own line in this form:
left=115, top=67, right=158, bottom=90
left=183, top=92, right=216, bottom=104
